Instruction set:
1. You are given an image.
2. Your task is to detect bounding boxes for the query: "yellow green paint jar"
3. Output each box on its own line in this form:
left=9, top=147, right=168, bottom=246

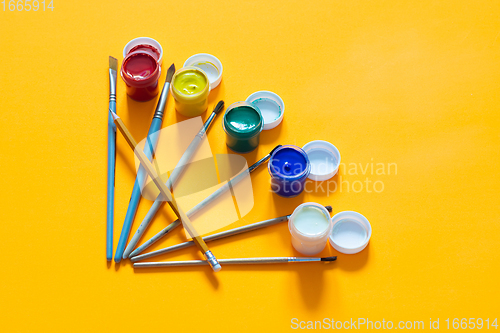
left=170, top=66, right=210, bottom=117
left=223, top=101, right=264, bottom=153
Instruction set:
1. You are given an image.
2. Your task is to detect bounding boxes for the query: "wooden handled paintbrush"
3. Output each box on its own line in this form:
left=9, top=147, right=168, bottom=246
left=109, top=110, right=221, bottom=272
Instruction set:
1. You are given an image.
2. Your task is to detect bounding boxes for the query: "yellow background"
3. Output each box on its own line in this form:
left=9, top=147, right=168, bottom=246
left=1, top=0, right=499, bottom=331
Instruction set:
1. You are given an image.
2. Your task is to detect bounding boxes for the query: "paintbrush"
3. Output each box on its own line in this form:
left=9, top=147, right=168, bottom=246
left=134, top=256, right=337, bottom=268
left=128, top=145, right=283, bottom=258
left=131, top=206, right=333, bottom=262
left=114, top=64, right=175, bottom=263
left=106, top=56, right=117, bottom=261
left=110, top=110, right=221, bottom=271
left=122, top=100, right=225, bottom=259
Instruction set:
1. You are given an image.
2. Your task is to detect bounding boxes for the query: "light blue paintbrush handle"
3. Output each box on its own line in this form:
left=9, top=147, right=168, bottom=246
left=113, top=117, right=162, bottom=263
left=122, top=197, right=164, bottom=259
left=106, top=101, right=116, bottom=261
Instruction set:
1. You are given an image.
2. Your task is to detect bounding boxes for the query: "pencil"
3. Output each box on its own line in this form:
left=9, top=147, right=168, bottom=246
left=110, top=110, right=221, bottom=271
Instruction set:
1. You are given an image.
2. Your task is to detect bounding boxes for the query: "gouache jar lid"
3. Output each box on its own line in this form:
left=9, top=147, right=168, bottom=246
left=123, top=37, right=163, bottom=65
left=246, top=91, right=284, bottom=130
left=223, top=101, right=264, bottom=138
left=184, top=53, right=223, bottom=90
left=302, top=140, right=341, bottom=181
left=329, top=211, right=371, bottom=254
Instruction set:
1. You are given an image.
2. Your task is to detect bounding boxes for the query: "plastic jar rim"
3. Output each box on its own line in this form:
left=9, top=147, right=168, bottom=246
left=223, top=101, right=264, bottom=138
left=121, top=51, right=161, bottom=88
left=288, top=202, right=333, bottom=239
left=268, top=145, right=311, bottom=181
left=170, top=66, right=210, bottom=101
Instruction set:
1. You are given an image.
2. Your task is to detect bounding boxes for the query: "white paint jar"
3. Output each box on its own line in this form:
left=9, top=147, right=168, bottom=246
left=288, top=202, right=333, bottom=255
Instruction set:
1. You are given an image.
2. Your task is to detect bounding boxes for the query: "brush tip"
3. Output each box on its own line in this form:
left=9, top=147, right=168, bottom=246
left=269, top=145, right=283, bottom=156
left=165, top=63, right=176, bottom=83
left=320, top=256, right=337, bottom=262
left=213, top=100, right=225, bottom=114
left=109, top=56, right=118, bottom=71
left=325, top=206, right=333, bottom=212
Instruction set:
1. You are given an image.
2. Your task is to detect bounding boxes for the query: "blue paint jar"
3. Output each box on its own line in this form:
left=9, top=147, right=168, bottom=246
left=268, top=145, right=311, bottom=197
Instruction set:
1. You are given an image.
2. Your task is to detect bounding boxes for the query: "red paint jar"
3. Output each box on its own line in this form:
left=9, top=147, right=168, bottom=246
left=120, top=50, right=161, bottom=102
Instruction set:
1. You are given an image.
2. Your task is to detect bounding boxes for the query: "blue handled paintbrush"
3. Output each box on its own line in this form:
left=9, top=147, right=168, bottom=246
left=114, top=63, right=175, bottom=263
left=106, top=56, right=117, bottom=261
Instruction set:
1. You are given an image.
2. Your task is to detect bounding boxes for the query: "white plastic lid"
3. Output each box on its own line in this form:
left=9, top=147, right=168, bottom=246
left=123, top=37, right=163, bottom=65
left=329, top=211, right=371, bottom=254
left=183, top=53, right=223, bottom=90
left=302, top=140, right=340, bottom=181
left=246, top=91, right=284, bottom=130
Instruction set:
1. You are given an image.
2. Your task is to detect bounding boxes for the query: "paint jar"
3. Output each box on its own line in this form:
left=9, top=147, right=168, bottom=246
left=123, top=37, right=163, bottom=65
left=223, top=101, right=264, bottom=153
left=268, top=145, right=310, bottom=197
left=329, top=211, right=371, bottom=254
left=289, top=203, right=333, bottom=255
left=121, top=50, right=161, bottom=102
left=170, top=67, right=210, bottom=117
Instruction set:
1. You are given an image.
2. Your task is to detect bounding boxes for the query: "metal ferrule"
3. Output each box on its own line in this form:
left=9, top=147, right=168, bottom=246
left=288, top=257, right=320, bottom=262
left=109, top=69, right=117, bottom=102
left=153, top=82, right=170, bottom=120
left=193, top=112, right=216, bottom=139
left=248, top=152, right=272, bottom=173
left=204, top=250, right=220, bottom=269
left=201, top=111, right=217, bottom=133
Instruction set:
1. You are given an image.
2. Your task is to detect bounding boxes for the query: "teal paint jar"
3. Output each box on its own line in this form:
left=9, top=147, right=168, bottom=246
left=223, top=101, right=264, bottom=153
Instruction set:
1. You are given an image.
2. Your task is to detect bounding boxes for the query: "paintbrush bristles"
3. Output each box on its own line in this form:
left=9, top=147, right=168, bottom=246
left=213, top=100, right=225, bottom=114
left=165, top=63, right=175, bottom=83
left=320, top=256, right=337, bottom=261
left=109, top=56, right=118, bottom=71
left=325, top=206, right=333, bottom=213
left=269, top=145, right=283, bottom=156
